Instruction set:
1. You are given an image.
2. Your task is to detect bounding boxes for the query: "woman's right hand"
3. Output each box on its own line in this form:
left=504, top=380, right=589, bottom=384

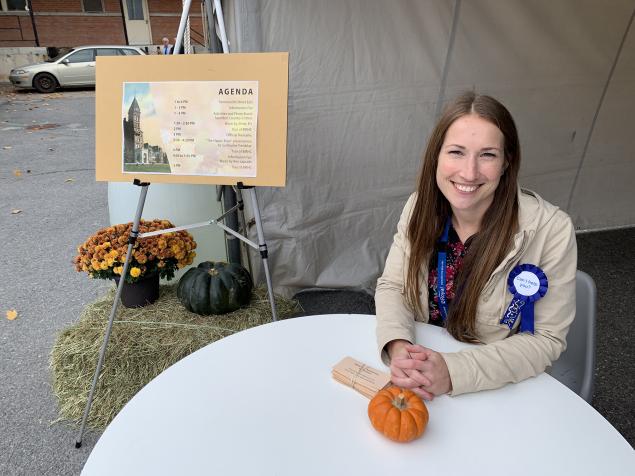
left=387, top=339, right=435, bottom=400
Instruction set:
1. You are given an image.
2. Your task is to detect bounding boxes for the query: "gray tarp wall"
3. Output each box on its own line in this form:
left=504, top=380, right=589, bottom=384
left=224, top=0, right=635, bottom=297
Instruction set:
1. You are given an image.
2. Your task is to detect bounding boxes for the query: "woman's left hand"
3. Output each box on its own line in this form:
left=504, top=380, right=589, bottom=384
left=391, top=344, right=452, bottom=396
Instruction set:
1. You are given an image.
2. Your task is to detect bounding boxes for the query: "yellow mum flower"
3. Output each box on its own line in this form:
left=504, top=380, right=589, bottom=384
left=130, top=267, right=141, bottom=278
left=107, top=257, right=115, bottom=266
left=100, top=261, right=109, bottom=270
left=113, top=266, right=123, bottom=275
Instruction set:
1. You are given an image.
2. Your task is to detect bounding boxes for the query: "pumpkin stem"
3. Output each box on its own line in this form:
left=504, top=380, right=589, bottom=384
left=393, top=392, right=407, bottom=410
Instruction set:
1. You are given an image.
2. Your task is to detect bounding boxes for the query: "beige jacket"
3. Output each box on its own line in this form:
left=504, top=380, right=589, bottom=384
left=375, top=189, right=577, bottom=396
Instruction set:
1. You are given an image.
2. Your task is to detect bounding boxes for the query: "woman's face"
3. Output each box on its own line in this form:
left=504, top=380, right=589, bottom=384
left=436, top=114, right=505, bottom=221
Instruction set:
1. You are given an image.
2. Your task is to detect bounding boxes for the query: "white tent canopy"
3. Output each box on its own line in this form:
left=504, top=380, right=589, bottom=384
left=223, top=0, right=635, bottom=296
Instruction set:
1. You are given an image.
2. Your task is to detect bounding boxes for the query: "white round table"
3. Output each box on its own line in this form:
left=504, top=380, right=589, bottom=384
left=82, top=314, right=634, bottom=475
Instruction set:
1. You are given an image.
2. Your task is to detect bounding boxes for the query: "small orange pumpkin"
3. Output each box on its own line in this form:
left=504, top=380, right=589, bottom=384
left=368, top=387, right=429, bottom=442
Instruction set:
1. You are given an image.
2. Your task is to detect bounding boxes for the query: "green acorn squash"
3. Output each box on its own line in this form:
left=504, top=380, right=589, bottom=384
left=177, top=261, right=253, bottom=315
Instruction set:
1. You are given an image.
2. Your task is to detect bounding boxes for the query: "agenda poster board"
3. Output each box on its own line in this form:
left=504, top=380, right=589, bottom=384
left=95, top=52, right=288, bottom=186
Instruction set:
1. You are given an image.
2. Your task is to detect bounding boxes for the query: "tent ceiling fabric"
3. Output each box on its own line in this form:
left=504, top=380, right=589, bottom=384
left=226, top=0, right=635, bottom=296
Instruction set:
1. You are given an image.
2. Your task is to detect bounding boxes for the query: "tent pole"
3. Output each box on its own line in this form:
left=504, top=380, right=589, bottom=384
left=203, top=0, right=217, bottom=52
left=212, top=2, right=278, bottom=318
left=174, top=0, right=193, bottom=54
left=213, top=0, right=230, bottom=53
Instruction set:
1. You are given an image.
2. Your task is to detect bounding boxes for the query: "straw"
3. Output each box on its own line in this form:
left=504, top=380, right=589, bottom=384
left=50, top=284, right=301, bottom=429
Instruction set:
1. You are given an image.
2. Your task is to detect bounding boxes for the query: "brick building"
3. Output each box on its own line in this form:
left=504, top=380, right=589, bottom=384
left=0, top=0, right=205, bottom=48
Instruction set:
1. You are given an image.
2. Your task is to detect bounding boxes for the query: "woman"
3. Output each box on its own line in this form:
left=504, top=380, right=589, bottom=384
left=375, top=92, right=577, bottom=400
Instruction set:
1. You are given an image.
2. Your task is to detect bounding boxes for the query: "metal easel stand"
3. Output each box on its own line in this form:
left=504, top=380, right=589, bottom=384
left=76, top=0, right=278, bottom=447
left=75, top=180, right=278, bottom=447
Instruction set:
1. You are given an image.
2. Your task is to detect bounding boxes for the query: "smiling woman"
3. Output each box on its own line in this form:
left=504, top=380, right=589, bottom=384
left=375, top=91, right=577, bottom=400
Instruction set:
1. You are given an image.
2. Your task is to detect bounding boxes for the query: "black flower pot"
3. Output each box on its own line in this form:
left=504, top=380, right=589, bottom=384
left=114, top=273, right=160, bottom=308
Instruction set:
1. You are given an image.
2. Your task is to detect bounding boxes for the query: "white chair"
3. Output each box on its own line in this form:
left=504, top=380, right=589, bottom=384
left=550, top=270, right=597, bottom=403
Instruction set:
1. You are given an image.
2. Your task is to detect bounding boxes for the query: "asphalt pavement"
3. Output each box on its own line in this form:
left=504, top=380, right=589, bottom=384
left=1, top=84, right=110, bottom=475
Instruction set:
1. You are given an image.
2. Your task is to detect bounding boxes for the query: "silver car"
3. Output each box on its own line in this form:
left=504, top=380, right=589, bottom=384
left=9, top=45, right=146, bottom=93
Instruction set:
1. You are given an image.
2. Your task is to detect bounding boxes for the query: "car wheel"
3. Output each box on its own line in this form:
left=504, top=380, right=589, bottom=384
left=33, top=73, right=58, bottom=93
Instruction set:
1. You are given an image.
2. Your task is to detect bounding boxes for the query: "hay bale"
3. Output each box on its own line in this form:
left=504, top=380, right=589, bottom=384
left=51, top=285, right=301, bottom=429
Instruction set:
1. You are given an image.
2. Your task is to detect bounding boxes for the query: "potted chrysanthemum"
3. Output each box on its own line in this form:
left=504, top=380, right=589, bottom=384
left=74, top=219, right=196, bottom=307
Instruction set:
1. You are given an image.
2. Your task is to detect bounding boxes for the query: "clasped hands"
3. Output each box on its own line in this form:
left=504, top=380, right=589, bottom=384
left=387, top=339, right=452, bottom=400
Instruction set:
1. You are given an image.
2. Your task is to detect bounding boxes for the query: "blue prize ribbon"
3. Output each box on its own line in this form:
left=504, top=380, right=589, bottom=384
left=436, top=217, right=452, bottom=321
left=500, top=264, right=549, bottom=333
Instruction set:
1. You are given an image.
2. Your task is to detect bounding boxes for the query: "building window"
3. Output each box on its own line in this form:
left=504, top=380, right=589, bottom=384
left=126, top=0, right=144, bottom=20
left=1, top=0, right=27, bottom=11
left=82, top=0, right=104, bottom=13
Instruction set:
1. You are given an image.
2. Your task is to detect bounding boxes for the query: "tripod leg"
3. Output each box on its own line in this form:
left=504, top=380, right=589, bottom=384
left=75, top=183, right=150, bottom=448
left=247, top=188, right=278, bottom=321
left=261, top=256, right=277, bottom=321
left=233, top=186, right=253, bottom=274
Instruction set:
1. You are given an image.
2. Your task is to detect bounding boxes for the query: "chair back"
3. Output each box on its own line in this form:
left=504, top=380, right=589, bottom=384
left=550, top=270, right=596, bottom=403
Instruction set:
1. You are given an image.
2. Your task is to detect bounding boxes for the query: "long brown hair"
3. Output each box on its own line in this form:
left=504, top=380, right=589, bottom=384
left=405, top=92, right=520, bottom=342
